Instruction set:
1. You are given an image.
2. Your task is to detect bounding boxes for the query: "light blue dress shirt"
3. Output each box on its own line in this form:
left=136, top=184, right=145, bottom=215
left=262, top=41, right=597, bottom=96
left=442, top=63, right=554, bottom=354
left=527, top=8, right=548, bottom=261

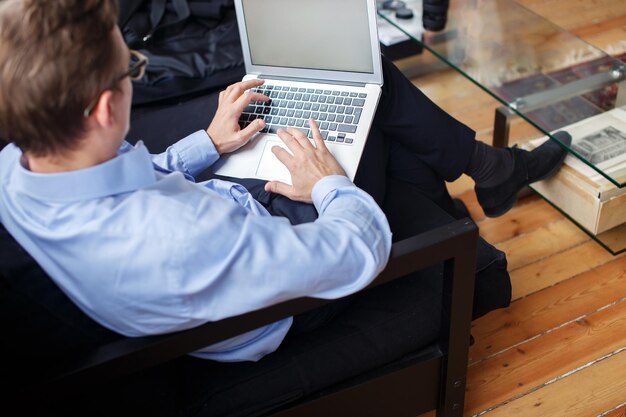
left=0, top=131, right=391, bottom=362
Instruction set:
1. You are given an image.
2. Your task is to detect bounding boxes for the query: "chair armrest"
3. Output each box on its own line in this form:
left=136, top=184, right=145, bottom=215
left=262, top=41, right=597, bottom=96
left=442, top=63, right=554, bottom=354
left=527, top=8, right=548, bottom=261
left=40, top=218, right=478, bottom=393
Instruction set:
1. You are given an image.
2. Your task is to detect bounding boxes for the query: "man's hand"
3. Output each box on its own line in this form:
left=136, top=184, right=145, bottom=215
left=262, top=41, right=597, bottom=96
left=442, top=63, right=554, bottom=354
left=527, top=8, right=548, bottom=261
left=207, top=79, right=268, bottom=155
left=264, top=119, right=347, bottom=203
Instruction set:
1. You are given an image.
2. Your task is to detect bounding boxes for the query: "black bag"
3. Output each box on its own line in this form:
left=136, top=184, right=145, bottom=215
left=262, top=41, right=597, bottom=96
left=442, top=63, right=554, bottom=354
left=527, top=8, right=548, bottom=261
left=119, top=0, right=245, bottom=106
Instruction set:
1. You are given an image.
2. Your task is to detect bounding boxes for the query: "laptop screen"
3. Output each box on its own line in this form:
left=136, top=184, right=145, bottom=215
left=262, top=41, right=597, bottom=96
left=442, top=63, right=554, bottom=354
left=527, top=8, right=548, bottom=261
left=240, top=0, right=374, bottom=74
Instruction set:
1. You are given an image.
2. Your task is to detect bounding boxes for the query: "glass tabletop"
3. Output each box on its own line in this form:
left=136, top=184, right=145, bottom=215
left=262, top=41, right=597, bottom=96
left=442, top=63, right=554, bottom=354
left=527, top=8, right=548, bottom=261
left=378, top=0, right=626, bottom=187
left=378, top=0, right=626, bottom=254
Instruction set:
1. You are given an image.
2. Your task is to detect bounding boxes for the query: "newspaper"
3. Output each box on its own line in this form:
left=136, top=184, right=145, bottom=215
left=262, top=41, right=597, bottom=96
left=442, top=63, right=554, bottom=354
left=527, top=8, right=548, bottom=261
left=529, top=107, right=626, bottom=197
left=572, top=126, right=626, bottom=165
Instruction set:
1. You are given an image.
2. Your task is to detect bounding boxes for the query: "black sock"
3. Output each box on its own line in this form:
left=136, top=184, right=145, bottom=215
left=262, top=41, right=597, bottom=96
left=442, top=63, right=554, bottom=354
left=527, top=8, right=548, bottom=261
left=465, top=141, right=515, bottom=188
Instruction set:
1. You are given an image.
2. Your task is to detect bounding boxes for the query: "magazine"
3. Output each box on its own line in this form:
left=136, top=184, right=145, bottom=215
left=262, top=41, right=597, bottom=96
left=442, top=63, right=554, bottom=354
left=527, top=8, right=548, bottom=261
left=529, top=107, right=626, bottom=199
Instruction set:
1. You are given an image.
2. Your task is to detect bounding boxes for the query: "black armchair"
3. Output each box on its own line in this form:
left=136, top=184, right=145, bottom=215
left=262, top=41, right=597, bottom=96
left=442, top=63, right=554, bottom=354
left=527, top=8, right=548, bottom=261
left=1, top=217, right=477, bottom=417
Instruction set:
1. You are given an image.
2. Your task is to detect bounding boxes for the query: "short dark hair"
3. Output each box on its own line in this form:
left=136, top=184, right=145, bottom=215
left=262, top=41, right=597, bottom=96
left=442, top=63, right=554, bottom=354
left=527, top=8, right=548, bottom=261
left=0, top=0, right=120, bottom=156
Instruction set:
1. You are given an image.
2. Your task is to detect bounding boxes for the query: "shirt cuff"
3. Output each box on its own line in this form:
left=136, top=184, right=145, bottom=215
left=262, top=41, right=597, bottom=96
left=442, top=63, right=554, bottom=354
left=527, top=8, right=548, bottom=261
left=171, top=130, right=220, bottom=173
left=311, top=175, right=355, bottom=212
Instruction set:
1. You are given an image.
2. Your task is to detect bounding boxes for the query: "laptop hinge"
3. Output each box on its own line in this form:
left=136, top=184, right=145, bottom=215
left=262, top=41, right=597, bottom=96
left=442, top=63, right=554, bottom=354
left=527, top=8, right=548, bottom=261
left=258, top=75, right=367, bottom=87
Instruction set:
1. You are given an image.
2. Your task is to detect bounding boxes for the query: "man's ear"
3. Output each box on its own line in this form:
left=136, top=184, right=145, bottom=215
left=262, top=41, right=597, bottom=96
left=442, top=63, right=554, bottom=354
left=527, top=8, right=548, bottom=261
left=91, top=90, right=115, bottom=128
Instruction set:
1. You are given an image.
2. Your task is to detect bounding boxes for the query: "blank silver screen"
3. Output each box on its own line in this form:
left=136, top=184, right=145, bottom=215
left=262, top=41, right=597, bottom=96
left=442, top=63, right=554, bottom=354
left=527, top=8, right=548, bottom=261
left=241, top=0, right=374, bottom=74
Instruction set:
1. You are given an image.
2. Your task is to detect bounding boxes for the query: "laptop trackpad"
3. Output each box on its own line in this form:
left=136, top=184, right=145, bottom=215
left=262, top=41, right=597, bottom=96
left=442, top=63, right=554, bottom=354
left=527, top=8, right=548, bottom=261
left=256, top=140, right=293, bottom=185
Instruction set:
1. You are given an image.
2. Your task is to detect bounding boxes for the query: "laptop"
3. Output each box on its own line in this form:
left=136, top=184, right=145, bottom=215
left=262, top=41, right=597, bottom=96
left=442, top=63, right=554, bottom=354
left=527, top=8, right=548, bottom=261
left=213, top=0, right=383, bottom=184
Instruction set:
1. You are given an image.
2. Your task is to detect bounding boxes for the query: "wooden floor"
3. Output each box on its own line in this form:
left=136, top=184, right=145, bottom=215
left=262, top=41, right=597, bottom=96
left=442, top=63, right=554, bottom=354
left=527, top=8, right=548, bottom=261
left=402, top=1, right=626, bottom=416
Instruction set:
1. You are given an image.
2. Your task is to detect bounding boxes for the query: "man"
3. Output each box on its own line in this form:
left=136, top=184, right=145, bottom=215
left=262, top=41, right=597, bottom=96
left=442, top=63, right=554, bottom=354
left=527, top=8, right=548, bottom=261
left=0, top=0, right=569, bottom=414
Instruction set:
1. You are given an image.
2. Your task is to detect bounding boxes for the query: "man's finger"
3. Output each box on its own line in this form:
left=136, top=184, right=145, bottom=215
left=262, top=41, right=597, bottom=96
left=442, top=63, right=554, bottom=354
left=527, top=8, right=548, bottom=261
left=271, top=144, right=295, bottom=169
left=239, top=119, right=265, bottom=142
left=235, top=92, right=269, bottom=112
left=286, top=127, right=310, bottom=144
left=308, top=119, right=326, bottom=150
left=276, top=128, right=303, bottom=155
left=240, top=78, right=265, bottom=90
left=226, top=79, right=265, bottom=100
left=264, top=180, right=294, bottom=199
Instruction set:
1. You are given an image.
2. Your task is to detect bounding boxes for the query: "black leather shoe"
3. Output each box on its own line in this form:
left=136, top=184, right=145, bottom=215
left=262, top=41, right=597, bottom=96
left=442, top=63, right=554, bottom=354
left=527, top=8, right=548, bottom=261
left=475, top=131, right=572, bottom=217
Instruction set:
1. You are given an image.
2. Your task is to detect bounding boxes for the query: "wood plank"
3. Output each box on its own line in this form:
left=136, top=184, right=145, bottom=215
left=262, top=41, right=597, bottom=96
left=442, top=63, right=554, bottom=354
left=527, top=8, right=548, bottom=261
left=411, top=69, right=479, bottom=100
left=596, top=222, right=626, bottom=255
left=602, top=405, right=626, bottom=417
left=582, top=28, right=626, bottom=56
left=453, top=189, right=486, bottom=222
left=475, top=128, right=495, bottom=146
left=510, top=240, right=624, bottom=300
left=476, top=198, right=562, bottom=245
left=570, top=14, right=626, bottom=40
left=465, top=300, right=626, bottom=416
left=518, top=0, right=626, bottom=33
left=478, top=349, right=626, bottom=417
left=446, top=175, right=476, bottom=201
left=517, top=0, right=626, bottom=54
left=495, top=218, right=590, bottom=271
left=469, top=255, right=626, bottom=362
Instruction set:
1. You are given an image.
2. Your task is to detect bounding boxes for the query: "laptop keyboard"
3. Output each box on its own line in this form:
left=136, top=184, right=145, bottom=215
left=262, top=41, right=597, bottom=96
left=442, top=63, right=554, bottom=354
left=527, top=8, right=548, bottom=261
left=238, top=84, right=368, bottom=145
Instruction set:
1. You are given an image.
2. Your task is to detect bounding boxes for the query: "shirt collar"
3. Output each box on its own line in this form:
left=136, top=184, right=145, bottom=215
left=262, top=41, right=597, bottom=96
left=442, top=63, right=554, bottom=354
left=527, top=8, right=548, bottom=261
left=11, top=141, right=157, bottom=203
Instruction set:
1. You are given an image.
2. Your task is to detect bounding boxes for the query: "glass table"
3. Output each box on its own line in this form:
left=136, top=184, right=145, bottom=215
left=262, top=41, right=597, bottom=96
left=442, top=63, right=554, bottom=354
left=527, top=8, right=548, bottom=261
left=378, top=0, right=626, bottom=254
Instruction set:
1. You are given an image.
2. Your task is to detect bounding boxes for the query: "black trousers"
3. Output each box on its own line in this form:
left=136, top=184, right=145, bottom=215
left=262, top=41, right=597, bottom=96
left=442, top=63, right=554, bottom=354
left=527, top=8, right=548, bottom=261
left=113, top=57, right=510, bottom=417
